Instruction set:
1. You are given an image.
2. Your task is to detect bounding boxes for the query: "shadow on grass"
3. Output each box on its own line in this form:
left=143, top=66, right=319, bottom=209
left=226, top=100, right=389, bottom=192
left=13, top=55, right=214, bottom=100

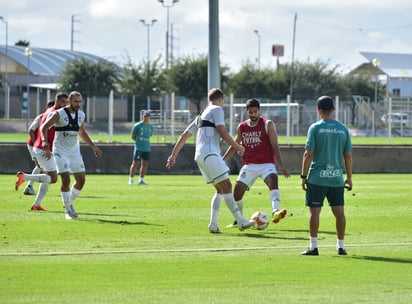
left=277, top=229, right=339, bottom=235
left=350, top=255, right=412, bottom=264
left=77, top=217, right=163, bottom=226
left=41, top=210, right=135, bottom=218
left=241, top=232, right=307, bottom=241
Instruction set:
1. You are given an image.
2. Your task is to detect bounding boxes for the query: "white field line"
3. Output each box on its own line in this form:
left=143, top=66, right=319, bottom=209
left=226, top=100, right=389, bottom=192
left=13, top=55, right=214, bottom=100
left=1, top=243, right=411, bottom=257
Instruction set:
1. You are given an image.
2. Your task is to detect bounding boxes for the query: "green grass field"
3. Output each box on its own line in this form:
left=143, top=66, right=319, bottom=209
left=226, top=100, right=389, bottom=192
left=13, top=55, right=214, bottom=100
left=1, top=132, right=412, bottom=145
left=1, top=174, right=411, bottom=303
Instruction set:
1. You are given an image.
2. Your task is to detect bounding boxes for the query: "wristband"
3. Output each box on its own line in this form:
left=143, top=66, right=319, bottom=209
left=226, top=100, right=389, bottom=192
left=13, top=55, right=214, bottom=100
left=300, top=174, right=307, bottom=179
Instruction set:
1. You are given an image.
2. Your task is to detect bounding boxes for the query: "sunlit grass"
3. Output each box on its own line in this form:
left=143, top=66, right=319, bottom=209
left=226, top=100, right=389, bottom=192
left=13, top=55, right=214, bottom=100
left=0, top=174, right=411, bottom=303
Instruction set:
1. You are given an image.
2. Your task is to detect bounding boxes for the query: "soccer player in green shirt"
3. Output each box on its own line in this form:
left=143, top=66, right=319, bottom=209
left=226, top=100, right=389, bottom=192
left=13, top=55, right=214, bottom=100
left=300, top=96, right=353, bottom=256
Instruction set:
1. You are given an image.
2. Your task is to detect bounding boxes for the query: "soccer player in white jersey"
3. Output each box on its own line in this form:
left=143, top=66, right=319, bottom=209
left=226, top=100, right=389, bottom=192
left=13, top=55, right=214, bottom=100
left=166, top=88, right=256, bottom=233
left=15, top=93, right=68, bottom=211
left=39, top=91, right=102, bottom=219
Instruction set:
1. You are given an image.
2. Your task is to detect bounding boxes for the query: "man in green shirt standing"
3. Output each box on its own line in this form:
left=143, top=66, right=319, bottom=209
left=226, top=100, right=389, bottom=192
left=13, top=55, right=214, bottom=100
left=129, top=111, right=153, bottom=185
left=300, top=96, right=353, bottom=256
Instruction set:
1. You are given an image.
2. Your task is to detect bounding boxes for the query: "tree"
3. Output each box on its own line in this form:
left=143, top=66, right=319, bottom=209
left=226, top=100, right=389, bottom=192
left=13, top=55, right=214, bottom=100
left=226, top=59, right=288, bottom=99
left=167, top=54, right=208, bottom=113
left=58, top=58, right=120, bottom=98
left=167, top=54, right=229, bottom=113
left=118, top=56, right=167, bottom=98
left=15, top=40, right=30, bottom=46
left=283, top=59, right=346, bottom=101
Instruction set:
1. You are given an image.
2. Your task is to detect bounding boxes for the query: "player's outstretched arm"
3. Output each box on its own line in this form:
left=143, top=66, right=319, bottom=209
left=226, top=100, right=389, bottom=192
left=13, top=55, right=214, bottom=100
left=222, top=124, right=241, bottom=161
left=79, top=123, right=102, bottom=158
left=166, top=131, right=192, bottom=169
left=217, top=125, right=244, bottom=157
left=268, top=121, right=290, bottom=178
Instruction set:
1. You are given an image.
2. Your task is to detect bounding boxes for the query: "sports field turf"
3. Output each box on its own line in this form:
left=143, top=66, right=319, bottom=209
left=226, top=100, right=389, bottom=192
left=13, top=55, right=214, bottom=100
left=1, top=174, right=411, bottom=303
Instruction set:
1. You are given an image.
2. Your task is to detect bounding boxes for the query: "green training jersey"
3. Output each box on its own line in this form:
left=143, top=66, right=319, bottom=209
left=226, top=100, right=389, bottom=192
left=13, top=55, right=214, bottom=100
left=131, top=121, right=153, bottom=152
left=305, top=119, right=352, bottom=187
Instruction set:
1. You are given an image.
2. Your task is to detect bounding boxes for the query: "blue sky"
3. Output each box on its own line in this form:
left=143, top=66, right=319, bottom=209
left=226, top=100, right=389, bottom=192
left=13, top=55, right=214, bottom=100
left=1, top=0, right=411, bottom=73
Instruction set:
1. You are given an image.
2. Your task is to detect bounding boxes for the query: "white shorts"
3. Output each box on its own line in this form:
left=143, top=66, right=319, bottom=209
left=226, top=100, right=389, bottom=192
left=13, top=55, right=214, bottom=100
left=195, top=153, right=230, bottom=185
left=33, top=148, right=57, bottom=172
left=27, top=144, right=36, bottom=161
left=237, top=163, right=277, bottom=190
left=53, top=152, right=85, bottom=174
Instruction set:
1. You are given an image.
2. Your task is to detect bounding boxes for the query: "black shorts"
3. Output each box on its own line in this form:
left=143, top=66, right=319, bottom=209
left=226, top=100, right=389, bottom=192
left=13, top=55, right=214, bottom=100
left=305, top=183, right=344, bottom=207
left=133, top=151, right=150, bottom=161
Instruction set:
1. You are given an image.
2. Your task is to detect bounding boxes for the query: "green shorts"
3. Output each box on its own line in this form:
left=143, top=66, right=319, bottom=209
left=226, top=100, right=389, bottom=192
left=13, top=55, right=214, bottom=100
left=305, top=183, right=344, bottom=207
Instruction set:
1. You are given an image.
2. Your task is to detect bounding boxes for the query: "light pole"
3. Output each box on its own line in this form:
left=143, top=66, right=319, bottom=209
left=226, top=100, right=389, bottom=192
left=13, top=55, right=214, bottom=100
left=372, top=58, right=380, bottom=108
left=253, top=30, right=261, bottom=69
left=372, top=58, right=380, bottom=137
left=25, top=47, right=33, bottom=130
left=0, top=16, right=9, bottom=119
left=140, top=19, right=157, bottom=62
left=158, top=0, right=179, bottom=68
left=140, top=19, right=157, bottom=111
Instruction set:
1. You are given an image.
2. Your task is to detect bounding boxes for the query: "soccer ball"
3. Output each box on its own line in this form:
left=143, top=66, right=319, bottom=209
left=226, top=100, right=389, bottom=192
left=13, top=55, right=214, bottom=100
left=250, top=211, right=269, bottom=230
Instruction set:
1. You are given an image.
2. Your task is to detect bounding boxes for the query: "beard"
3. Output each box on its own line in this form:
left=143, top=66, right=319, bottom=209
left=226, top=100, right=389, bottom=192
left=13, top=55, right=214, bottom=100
left=249, top=116, right=259, bottom=123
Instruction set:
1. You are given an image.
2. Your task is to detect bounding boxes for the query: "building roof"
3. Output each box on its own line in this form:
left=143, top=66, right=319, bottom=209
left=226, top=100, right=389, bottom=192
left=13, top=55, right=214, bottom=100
left=360, top=51, right=412, bottom=78
left=0, top=45, right=109, bottom=76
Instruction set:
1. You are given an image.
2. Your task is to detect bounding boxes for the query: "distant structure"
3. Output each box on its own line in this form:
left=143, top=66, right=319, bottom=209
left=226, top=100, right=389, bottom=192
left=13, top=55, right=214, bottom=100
left=350, top=51, right=412, bottom=98
left=0, top=45, right=114, bottom=118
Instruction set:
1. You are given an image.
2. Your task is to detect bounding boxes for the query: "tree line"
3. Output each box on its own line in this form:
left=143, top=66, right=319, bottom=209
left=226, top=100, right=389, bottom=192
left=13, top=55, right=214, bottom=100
left=57, top=54, right=383, bottom=113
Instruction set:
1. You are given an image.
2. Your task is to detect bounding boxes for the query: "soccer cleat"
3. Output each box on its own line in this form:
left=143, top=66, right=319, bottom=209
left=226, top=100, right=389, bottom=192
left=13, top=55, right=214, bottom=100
left=225, top=220, right=238, bottom=228
left=272, top=208, right=287, bottom=223
left=128, top=181, right=134, bottom=185
left=23, top=185, right=36, bottom=195
left=301, top=248, right=319, bottom=256
left=65, top=211, right=73, bottom=220
left=69, top=205, right=79, bottom=219
left=15, top=172, right=25, bottom=191
left=237, top=219, right=256, bottom=231
left=31, top=205, right=47, bottom=211
left=208, top=224, right=221, bottom=234
left=138, top=180, right=148, bottom=185
left=65, top=204, right=79, bottom=219
left=337, top=248, right=347, bottom=255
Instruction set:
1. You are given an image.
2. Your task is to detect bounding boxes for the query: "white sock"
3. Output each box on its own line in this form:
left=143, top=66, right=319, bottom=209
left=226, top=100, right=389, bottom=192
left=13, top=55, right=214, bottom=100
left=70, top=186, right=81, bottom=204
left=129, top=177, right=134, bottom=183
left=209, top=193, right=222, bottom=226
left=33, top=183, right=50, bottom=206
left=28, top=166, right=41, bottom=187
left=23, top=173, right=51, bottom=184
left=310, top=237, right=318, bottom=250
left=236, top=199, right=244, bottom=217
left=139, top=177, right=144, bottom=183
left=270, top=189, right=280, bottom=213
left=222, top=193, right=244, bottom=222
left=337, top=239, right=345, bottom=249
left=61, top=191, right=71, bottom=208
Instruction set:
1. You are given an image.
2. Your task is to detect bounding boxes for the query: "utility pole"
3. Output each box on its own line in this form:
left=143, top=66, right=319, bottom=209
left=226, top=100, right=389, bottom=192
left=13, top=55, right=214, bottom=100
left=289, top=13, right=297, bottom=102
left=71, top=15, right=80, bottom=51
left=158, top=0, right=179, bottom=69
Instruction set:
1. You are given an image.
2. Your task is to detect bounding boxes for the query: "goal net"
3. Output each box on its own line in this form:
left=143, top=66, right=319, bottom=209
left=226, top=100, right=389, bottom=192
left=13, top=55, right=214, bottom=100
left=229, top=102, right=300, bottom=138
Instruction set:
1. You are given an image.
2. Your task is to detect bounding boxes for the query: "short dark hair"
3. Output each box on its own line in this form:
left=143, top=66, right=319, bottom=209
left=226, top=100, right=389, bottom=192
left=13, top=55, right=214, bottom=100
left=208, top=88, right=224, bottom=102
left=55, top=92, right=68, bottom=101
left=317, top=96, right=335, bottom=112
left=245, top=98, right=260, bottom=109
left=45, top=99, right=55, bottom=109
left=69, top=91, right=82, bottom=100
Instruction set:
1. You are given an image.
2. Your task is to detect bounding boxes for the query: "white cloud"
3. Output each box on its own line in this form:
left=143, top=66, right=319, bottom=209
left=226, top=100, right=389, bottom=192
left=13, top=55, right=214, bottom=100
left=0, top=0, right=411, bottom=72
